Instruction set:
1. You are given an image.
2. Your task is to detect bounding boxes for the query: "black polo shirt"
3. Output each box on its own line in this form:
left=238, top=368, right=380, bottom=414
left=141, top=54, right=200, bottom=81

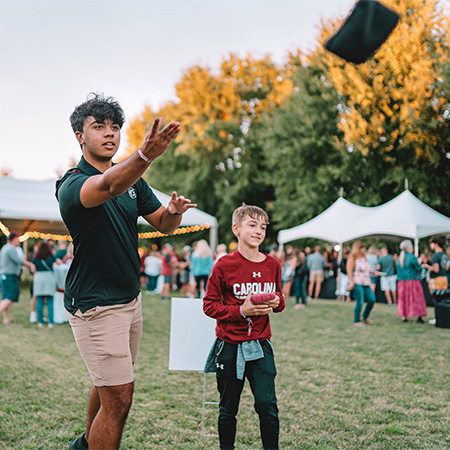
left=55, top=157, right=161, bottom=314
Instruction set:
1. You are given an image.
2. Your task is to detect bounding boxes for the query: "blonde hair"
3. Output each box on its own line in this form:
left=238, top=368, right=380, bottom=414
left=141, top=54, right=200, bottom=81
left=216, top=244, right=227, bottom=254
left=350, top=241, right=366, bottom=259
left=399, top=240, right=413, bottom=268
left=193, top=239, right=213, bottom=258
left=368, top=245, right=378, bottom=255
left=232, top=203, right=269, bottom=227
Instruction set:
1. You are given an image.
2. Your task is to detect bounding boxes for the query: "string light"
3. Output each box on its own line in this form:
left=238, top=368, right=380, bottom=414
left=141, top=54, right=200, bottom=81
left=0, top=220, right=211, bottom=242
left=138, top=223, right=210, bottom=239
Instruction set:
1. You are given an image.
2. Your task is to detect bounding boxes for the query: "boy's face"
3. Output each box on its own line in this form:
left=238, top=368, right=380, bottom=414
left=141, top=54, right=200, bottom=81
left=75, top=116, right=121, bottom=161
left=232, top=215, right=267, bottom=249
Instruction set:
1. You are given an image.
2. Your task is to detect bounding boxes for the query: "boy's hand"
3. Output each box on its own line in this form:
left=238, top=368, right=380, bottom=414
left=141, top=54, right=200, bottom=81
left=241, top=291, right=272, bottom=317
left=262, top=295, right=280, bottom=310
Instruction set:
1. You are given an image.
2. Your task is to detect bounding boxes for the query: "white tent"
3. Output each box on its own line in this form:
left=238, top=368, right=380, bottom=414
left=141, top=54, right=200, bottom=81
left=340, top=190, right=450, bottom=255
left=277, top=190, right=450, bottom=256
left=277, top=197, right=373, bottom=245
left=0, top=177, right=218, bottom=248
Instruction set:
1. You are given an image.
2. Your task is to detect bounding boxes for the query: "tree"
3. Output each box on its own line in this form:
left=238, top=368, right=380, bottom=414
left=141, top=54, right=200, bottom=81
left=124, top=52, right=302, bottom=242
left=314, top=0, right=450, bottom=211
left=259, top=62, right=349, bottom=231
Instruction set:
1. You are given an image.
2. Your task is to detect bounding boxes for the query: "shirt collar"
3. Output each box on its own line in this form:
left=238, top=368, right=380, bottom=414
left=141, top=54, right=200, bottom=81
left=77, top=156, right=106, bottom=176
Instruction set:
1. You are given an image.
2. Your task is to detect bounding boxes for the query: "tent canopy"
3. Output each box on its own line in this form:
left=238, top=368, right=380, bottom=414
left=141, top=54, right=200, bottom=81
left=277, top=197, right=373, bottom=245
left=0, top=177, right=217, bottom=247
left=341, top=190, right=450, bottom=242
left=278, top=190, right=450, bottom=254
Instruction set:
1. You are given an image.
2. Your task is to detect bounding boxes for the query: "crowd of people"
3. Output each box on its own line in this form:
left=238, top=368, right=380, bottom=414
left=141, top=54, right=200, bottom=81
left=0, top=236, right=74, bottom=328
left=274, top=235, right=449, bottom=327
left=1, top=234, right=448, bottom=330
left=139, top=239, right=224, bottom=300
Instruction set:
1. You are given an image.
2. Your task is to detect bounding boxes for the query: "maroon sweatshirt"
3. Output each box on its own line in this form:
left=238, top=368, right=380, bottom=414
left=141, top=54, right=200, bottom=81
left=203, top=250, right=285, bottom=344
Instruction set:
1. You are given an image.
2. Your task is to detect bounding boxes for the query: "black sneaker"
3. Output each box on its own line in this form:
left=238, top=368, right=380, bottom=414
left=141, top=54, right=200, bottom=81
left=417, top=317, right=425, bottom=323
left=69, top=434, right=89, bottom=449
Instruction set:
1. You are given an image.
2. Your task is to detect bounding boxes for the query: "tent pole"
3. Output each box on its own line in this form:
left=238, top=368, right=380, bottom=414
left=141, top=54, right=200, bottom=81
left=210, top=223, right=218, bottom=253
left=414, top=227, right=419, bottom=257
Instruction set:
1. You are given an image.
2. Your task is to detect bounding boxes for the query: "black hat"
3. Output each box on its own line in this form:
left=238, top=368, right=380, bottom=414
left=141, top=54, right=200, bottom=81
left=325, top=0, right=400, bottom=64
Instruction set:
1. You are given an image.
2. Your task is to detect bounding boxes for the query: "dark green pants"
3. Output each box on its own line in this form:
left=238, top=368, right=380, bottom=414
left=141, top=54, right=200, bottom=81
left=216, top=340, right=279, bottom=450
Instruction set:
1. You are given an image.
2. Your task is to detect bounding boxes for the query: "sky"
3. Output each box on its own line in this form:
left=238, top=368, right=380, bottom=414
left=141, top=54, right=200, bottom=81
left=0, top=0, right=355, bottom=180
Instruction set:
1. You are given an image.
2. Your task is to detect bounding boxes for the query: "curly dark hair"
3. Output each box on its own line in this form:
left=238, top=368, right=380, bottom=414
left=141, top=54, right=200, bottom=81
left=69, top=92, right=125, bottom=133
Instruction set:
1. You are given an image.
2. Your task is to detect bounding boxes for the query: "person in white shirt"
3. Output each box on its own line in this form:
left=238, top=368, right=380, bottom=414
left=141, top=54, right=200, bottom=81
left=144, top=251, right=162, bottom=294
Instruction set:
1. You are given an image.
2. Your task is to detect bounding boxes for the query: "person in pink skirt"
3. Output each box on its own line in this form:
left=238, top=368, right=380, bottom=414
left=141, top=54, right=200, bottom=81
left=396, top=240, right=427, bottom=323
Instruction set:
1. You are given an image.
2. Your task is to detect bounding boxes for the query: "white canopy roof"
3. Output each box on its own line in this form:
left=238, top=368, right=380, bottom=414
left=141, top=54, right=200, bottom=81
left=277, top=197, right=373, bottom=245
left=341, top=190, right=450, bottom=243
left=278, top=191, right=450, bottom=253
left=0, top=177, right=217, bottom=247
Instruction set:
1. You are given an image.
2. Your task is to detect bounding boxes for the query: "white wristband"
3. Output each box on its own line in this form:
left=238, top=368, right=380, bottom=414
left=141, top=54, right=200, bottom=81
left=137, top=148, right=153, bottom=164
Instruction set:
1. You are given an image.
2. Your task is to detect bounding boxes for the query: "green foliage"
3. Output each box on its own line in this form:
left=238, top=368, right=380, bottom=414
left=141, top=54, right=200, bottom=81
left=259, top=63, right=346, bottom=229
left=314, top=0, right=450, bottom=215
left=130, top=1, right=450, bottom=247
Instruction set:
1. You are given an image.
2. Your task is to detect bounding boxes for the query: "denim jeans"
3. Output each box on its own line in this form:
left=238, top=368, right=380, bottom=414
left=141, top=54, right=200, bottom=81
left=146, top=275, right=158, bottom=292
left=36, top=295, right=54, bottom=325
left=293, top=277, right=307, bottom=305
left=353, top=284, right=375, bottom=323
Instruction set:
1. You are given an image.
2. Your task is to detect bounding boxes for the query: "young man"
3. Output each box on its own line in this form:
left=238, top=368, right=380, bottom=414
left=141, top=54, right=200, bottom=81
left=56, top=94, right=196, bottom=450
left=424, top=235, right=448, bottom=292
left=377, top=247, right=397, bottom=305
left=307, top=245, right=326, bottom=299
left=0, top=232, right=35, bottom=324
left=203, top=204, right=285, bottom=450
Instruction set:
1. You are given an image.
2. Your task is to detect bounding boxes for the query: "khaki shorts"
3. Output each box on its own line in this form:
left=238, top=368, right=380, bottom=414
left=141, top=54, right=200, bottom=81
left=309, top=270, right=324, bottom=283
left=67, top=294, right=143, bottom=387
left=429, top=276, right=448, bottom=291
left=380, top=275, right=397, bottom=292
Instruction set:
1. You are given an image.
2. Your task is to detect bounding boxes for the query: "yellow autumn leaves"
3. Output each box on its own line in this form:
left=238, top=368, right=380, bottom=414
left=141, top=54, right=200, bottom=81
left=125, top=0, right=449, bottom=164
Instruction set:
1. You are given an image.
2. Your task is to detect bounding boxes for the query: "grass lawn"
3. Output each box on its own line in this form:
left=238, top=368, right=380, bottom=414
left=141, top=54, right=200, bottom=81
left=1, top=285, right=450, bottom=449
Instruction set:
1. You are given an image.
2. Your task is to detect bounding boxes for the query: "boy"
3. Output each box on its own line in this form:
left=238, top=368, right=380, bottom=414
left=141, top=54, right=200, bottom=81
left=203, top=204, right=285, bottom=450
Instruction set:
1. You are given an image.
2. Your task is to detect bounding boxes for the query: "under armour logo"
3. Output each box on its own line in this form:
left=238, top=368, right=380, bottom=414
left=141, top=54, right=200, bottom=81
left=216, top=363, right=224, bottom=370
left=253, top=272, right=261, bottom=278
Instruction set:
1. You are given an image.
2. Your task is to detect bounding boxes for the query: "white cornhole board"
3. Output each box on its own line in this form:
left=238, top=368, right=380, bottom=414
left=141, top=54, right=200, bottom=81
left=169, top=297, right=216, bottom=371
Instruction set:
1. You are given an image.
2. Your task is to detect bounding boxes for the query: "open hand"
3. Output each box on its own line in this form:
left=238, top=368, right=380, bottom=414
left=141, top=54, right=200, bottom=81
left=167, top=191, right=197, bottom=215
left=140, top=117, right=181, bottom=161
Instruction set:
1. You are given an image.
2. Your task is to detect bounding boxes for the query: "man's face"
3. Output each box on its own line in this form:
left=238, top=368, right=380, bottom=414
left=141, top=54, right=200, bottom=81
left=232, top=215, right=267, bottom=249
left=75, top=116, right=121, bottom=162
